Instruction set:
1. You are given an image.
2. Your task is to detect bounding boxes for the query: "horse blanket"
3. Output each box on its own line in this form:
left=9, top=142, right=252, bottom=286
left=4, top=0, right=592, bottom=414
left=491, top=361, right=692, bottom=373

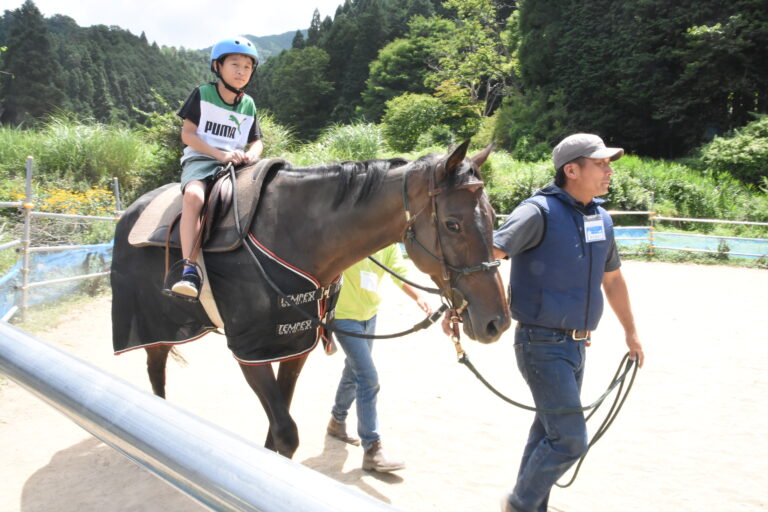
left=111, top=159, right=340, bottom=364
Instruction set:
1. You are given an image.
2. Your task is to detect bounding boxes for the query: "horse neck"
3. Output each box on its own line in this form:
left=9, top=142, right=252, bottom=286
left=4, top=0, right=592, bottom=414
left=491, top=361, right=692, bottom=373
left=310, top=167, right=422, bottom=283
left=260, top=164, right=426, bottom=285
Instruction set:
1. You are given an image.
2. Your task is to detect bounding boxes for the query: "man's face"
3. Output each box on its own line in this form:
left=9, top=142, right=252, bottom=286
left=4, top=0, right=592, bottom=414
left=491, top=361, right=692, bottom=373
left=568, top=157, right=614, bottom=198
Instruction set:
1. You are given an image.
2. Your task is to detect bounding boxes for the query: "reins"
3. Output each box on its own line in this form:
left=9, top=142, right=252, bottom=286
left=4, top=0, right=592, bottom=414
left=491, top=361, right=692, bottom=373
left=242, top=236, right=449, bottom=339
left=400, top=159, right=501, bottom=301
left=446, top=312, right=639, bottom=487
left=237, top=156, right=500, bottom=340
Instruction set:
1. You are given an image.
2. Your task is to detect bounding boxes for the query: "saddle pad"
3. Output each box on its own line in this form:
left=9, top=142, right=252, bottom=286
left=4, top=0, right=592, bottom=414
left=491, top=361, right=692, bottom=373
left=128, top=158, right=287, bottom=252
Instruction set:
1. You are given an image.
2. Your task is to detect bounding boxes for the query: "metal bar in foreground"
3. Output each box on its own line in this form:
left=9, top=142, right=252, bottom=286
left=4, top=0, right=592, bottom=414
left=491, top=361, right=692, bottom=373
left=0, top=322, right=400, bottom=512
left=29, top=211, right=118, bottom=221
left=22, top=271, right=110, bottom=289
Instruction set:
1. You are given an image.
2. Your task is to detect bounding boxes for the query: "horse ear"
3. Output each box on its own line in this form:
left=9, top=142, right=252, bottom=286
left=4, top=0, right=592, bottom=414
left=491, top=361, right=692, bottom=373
left=439, top=140, right=471, bottom=182
left=471, top=143, right=494, bottom=169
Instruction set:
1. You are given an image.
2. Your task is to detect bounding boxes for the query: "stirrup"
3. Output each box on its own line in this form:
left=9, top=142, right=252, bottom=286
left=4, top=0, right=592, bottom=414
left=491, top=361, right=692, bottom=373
left=163, top=259, right=203, bottom=302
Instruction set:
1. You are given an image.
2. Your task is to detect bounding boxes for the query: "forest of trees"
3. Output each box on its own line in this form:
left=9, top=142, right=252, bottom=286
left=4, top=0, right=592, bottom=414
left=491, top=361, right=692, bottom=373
left=1, top=0, right=767, bottom=162
left=0, top=0, right=296, bottom=125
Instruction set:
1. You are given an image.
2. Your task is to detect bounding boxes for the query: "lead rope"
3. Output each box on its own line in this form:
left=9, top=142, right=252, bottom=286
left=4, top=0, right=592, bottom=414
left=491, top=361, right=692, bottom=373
left=448, top=309, right=638, bottom=487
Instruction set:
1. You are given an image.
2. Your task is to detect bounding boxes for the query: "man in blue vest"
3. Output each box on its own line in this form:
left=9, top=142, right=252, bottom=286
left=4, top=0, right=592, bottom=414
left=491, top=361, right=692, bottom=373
left=496, top=133, right=645, bottom=512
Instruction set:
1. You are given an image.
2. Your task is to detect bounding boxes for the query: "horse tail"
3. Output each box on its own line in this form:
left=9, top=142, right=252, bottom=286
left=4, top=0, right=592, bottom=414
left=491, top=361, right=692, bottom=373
left=169, top=347, right=188, bottom=367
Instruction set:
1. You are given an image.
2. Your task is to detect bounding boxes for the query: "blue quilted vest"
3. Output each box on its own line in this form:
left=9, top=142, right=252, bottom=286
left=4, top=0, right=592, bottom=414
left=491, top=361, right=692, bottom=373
left=510, top=186, right=614, bottom=331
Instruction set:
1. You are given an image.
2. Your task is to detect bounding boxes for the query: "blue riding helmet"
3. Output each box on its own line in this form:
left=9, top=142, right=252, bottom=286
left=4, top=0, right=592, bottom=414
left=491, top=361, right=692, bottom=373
left=210, top=37, right=260, bottom=72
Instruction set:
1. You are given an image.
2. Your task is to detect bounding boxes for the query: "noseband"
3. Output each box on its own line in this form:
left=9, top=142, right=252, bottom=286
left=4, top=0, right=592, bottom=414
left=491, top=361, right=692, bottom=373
left=401, top=159, right=501, bottom=310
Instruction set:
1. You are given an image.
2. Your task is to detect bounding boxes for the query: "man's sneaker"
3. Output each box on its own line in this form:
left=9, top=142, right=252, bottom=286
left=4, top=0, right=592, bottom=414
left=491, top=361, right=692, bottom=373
left=171, top=270, right=201, bottom=298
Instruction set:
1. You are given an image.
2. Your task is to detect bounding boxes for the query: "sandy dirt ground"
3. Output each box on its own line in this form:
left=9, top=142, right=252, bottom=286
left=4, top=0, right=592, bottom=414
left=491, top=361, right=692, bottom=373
left=1, top=260, right=767, bottom=512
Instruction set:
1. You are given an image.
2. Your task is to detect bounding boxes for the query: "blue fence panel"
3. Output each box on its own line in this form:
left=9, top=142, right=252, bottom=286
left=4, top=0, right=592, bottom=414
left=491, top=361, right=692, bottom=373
left=0, top=242, right=113, bottom=317
left=613, top=227, right=768, bottom=259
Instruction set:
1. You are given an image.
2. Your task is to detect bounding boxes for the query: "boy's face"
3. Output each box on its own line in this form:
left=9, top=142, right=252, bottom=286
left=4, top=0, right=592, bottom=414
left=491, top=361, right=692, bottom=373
left=217, top=53, right=255, bottom=89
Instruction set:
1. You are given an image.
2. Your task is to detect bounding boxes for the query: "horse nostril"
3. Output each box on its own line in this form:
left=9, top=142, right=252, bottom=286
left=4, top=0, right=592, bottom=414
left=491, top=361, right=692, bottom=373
left=485, top=319, right=500, bottom=338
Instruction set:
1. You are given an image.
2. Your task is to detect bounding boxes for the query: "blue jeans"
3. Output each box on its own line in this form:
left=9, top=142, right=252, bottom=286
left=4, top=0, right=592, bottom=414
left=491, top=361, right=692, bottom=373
left=331, top=317, right=380, bottom=450
left=509, top=325, right=589, bottom=512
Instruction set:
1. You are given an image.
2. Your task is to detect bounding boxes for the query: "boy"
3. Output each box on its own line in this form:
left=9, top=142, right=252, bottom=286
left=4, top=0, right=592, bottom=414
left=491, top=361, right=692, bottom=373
left=171, top=37, right=264, bottom=298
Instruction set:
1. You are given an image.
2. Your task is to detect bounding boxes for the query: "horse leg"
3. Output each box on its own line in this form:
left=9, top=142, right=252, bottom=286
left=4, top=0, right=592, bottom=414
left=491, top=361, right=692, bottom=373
left=239, top=361, right=301, bottom=458
left=146, top=345, right=172, bottom=398
left=263, top=355, right=309, bottom=451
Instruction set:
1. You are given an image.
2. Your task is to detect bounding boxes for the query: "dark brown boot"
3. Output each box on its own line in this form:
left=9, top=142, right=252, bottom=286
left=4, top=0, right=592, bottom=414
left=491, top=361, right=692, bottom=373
left=362, top=441, right=405, bottom=472
left=326, top=418, right=360, bottom=446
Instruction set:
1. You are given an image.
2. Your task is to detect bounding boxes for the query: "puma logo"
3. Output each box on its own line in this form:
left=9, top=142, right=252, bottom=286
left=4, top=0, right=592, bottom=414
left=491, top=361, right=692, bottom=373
left=229, top=114, right=244, bottom=134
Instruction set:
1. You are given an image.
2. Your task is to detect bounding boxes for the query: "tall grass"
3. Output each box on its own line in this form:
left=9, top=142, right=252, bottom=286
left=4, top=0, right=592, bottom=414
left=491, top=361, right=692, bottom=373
left=39, top=117, right=154, bottom=191
left=289, top=123, right=383, bottom=165
left=259, top=111, right=296, bottom=158
left=612, top=155, right=768, bottom=236
left=0, top=116, right=155, bottom=196
left=487, top=152, right=768, bottom=237
left=0, top=117, right=766, bottom=239
left=0, top=126, right=41, bottom=182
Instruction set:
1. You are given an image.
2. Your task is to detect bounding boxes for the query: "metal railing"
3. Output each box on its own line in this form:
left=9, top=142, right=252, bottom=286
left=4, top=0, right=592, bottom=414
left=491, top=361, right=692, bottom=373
left=0, top=322, right=399, bottom=512
left=1, top=157, right=120, bottom=321
left=499, top=208, right=767, bottom=260
left=607, top=209, right=768, bottom=259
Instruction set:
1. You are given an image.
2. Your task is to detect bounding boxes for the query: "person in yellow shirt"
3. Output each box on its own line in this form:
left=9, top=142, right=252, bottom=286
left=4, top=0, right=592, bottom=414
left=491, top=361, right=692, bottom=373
left=326, top=244, right=432, bottom=472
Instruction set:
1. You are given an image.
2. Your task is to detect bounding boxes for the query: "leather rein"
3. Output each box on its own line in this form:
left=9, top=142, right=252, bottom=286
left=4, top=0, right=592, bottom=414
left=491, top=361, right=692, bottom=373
left=240, top=158, right=500, bottom=340
left=401, top=158, right=500, bottom=296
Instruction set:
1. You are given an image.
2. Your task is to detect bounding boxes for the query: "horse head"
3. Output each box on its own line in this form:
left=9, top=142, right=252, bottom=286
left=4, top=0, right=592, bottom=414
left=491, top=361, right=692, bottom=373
left=402, top=140, right=511, bottom=343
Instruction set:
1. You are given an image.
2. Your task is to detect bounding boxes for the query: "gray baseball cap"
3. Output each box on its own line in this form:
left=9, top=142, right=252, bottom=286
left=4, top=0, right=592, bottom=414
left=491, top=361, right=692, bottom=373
left=552, top=133, right=624, bottom=170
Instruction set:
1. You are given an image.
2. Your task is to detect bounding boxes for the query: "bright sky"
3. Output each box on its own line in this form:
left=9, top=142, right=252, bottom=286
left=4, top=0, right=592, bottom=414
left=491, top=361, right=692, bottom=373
left=0, top=0, right=344, bottom=49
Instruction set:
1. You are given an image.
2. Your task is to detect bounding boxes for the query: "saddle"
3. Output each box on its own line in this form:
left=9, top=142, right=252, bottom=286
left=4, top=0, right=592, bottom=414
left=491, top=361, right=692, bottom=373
left=128, top=158, right=288, bottom=252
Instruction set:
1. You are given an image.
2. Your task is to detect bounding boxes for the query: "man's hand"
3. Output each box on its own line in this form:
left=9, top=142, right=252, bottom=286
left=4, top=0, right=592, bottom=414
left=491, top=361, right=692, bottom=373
left=441, top=311, right=453, bottom=336
left=626, top=332, right=644, bottom=368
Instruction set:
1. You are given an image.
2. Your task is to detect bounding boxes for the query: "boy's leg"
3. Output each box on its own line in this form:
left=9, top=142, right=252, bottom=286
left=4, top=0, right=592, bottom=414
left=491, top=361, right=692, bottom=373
left=179, top=180, right=207, bottom=262
left=172, top=180, right=206, bottom=297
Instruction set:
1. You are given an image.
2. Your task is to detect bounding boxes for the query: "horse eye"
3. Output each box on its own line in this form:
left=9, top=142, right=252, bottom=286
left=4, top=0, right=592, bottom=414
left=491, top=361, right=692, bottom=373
left=445, top=219, right=461, bottom=232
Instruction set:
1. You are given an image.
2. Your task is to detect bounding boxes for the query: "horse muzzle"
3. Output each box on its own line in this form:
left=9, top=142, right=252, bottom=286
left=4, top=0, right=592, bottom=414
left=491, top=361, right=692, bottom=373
left=448, top=288, right=509, bottom=344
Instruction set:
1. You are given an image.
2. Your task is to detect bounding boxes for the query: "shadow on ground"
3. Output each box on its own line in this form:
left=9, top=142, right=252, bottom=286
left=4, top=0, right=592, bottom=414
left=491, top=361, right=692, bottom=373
left=21, top=438, right=206, bottom=512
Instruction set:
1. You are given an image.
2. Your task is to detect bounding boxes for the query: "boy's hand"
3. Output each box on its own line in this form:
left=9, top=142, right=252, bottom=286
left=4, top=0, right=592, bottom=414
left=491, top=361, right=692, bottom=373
left=220, top=150, right=247, bottom=165
left=244, top=153, right=261, bottom=164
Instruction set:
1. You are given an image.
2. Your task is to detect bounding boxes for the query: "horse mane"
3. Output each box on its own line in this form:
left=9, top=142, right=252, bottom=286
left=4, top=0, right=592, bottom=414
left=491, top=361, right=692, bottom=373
left=286, top=157, right=409, bottom=208
left=278, top=149, right=479, bottom=209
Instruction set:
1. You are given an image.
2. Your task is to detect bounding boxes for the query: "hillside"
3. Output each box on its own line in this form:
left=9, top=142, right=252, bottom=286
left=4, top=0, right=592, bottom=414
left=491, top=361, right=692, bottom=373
left=0, top=3, right=296, bottom=125
left=245, top=31, right=304, bottom=60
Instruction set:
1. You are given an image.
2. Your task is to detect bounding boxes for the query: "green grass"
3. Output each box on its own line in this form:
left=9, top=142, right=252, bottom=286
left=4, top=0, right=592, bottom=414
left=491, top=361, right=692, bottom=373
left=287, top=122, right=384, bottom=165
left=0, top=117, right=766, bottom=240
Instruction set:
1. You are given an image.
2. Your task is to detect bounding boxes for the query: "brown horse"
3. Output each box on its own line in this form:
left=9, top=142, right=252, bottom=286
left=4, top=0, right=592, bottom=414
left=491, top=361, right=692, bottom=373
left=111, top=140, right=511, bottom=457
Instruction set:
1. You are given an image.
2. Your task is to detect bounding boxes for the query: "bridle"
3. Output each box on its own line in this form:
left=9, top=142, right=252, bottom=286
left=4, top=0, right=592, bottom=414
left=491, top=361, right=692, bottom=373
left=400, top=157, right=501, bottom=314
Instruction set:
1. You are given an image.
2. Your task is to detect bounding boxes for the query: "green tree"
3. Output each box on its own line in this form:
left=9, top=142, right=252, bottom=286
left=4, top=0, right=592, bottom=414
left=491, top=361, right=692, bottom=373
left=0, top=0, right=64, bottom=124
left=291, top=30, right=305, bottom=49
left=426, top=0, right=518, bottom=116
left=307, top=9, right=322, bottom=46
left=255, top=46, right=334, bottom=139
left=512, top=0, right=768, bottom=158
left=93, top=70, right=114, bottom=122
left=381, top=92, right=447, bottom=151
left=360, top=15, right=453, bottom=120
